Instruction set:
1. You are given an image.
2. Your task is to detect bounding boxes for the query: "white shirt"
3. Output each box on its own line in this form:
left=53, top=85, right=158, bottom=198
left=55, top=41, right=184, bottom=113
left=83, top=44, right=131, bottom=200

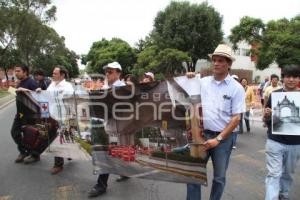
left=47, top=79, right=74, bottom=122
left=200, top=74, right=246, bottom=132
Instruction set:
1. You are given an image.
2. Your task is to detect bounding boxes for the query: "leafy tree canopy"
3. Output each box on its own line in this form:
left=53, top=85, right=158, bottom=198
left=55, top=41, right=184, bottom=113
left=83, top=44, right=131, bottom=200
left=132, top=45, right=190, bottom=79
left=229, top=15, right=300, bottom=70
left=150, top=1, right=223, bottom=71
left=84, top=38, right=136, bottom=75
left=0, top=0, right=79, bottom=78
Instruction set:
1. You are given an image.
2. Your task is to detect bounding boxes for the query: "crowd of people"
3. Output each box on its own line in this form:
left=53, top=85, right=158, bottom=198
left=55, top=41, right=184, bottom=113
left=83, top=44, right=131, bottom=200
left=7, top=43, right=300, bottom=200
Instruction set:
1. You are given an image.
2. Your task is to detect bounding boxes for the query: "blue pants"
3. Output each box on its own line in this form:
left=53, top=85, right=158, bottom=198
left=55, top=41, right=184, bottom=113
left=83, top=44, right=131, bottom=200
left=265, top=139, right=300, bottom=200
left=186, top=132, right=233, bottom=200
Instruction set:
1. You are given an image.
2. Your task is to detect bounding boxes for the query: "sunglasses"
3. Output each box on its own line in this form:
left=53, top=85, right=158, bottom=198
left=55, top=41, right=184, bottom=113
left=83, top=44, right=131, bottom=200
left=105, top=70, right=114, bottom=74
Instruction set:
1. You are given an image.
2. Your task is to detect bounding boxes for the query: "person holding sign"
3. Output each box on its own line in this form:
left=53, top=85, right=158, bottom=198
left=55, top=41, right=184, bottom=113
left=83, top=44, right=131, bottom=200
left=264, top=65, right=300, bottom=200
left=11, top=64, right=39, bottom=164
left=186, top=44, right=245, bottom=200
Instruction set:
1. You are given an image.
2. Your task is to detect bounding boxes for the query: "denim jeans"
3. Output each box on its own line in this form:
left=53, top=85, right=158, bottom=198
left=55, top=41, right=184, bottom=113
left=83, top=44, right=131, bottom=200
left=232, top=131, right=238, bottom=147
left=186, top=132, right=234, bottom=200
left=265, top=139, right=300, bottom=200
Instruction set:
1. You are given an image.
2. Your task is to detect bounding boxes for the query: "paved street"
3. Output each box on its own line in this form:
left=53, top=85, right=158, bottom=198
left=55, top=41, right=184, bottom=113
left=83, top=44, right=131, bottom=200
left=0, top=102, right=300, bottom=200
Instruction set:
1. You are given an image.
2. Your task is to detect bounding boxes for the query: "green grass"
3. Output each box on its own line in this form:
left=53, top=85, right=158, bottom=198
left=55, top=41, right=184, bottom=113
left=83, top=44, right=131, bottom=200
left=0, top=90, right=9, bottom=98
left=75, top=137, right=92, bottom=155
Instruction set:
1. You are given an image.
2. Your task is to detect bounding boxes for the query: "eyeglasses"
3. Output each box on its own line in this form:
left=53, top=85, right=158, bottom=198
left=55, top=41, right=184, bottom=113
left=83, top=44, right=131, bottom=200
left=105, top=70, right=114, bottom=74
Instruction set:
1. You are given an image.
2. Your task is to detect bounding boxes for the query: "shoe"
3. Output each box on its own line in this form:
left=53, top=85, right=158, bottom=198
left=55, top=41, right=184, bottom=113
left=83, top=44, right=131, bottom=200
left=23, top=155, right=40, bottom=164
left=232, top=146, right=237, bottom=149
left=51, top=166, right=63, bottom=175
left=88, top=184, right=106, bottom=198
left=116, top=176, right=130, bottom=182
left=247, top=129, right=250, bottom=132
left=67, top=158, right=72, bottom=161
left=15, top=154, right=27, bottom=163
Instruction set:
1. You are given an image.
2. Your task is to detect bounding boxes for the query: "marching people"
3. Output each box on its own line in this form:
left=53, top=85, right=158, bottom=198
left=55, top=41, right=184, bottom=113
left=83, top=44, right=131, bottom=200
left=186, top=44, right=245, bottom=200
left=263, top=74, right=281, bottom=107
left=263, top=65, right=300, bottom=200
left=11, top=64, right=39, bottom=164
left=141, top=71, right=155, bottom=83
left=258, top=77, right=269, bottom=107
left=33, top=68, right=51, bottom=90
left=88, top=61, right=127, bottom=198
left=43, top=66, right=74, bottom=175
left=239, top=78, right=255, bottom=134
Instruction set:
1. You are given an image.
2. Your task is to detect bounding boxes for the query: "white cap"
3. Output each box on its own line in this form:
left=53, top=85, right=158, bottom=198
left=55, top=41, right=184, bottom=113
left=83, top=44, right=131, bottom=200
left=144, top=72, right=154, bottom=79
left=231, top=74, right=239, bottom=80
left=103, top=61, right=122, bottom=71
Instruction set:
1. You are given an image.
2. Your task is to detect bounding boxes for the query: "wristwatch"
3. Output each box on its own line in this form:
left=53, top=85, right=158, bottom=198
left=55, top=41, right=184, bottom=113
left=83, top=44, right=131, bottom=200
left=216, top=135, right=223, bottom=142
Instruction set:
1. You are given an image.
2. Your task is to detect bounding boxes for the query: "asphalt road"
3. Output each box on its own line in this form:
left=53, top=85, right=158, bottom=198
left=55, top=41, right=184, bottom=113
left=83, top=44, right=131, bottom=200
left=0, top=102, right=299, bottom=200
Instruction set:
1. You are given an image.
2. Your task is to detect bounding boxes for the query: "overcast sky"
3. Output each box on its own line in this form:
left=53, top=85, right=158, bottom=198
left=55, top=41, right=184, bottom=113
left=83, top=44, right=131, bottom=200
left=51, top=0, right=300, bottom=56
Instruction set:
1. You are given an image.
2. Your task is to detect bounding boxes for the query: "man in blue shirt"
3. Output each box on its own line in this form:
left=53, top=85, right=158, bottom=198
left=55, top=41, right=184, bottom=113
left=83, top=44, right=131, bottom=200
left=11, top=64, right=39, bottom=164
left=186, top=44, right=245, bottom=200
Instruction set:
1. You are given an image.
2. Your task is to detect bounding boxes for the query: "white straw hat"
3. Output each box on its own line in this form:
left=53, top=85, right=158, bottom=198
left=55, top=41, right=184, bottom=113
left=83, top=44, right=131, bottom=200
left=208, top=44, right=235, bottom=61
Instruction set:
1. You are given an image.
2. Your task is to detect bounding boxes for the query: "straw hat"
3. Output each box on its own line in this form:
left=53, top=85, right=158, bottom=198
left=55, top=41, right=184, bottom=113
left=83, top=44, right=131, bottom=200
left=208, top=44, right=235, bottom=61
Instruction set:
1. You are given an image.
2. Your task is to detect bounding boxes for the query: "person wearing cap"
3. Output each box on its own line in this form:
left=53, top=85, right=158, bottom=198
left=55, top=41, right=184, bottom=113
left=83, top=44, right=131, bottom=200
left=88, top=61, right=128, bottom=198
left=142, top=72, right=155, bottom=83
left=186, top=44, right=245, bottom=200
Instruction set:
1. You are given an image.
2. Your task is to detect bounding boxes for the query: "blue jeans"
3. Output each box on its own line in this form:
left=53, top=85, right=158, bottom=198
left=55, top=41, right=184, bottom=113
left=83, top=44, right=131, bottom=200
left=232, top=131, right=238, bottom=147
left=265, top=139, right=300, bottom=200
left=186, top=132, right=234, bottom=200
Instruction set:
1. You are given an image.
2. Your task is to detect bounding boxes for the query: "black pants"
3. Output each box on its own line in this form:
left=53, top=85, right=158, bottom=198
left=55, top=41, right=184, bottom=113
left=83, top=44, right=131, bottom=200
left=11, top=115, right=28, bottom=155
left=239, top=111, right=250, bottom=133
left=54, top=157, right=64, bottom=167
left=97, top=173, right=109, bottom=188
left=11, top=115, right=41, bottom=157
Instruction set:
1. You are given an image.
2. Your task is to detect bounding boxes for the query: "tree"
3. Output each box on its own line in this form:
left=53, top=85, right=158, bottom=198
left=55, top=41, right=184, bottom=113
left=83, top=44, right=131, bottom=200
left=0, top=0, right=56, bottom=64
left=229, top=15, right=300, bottom=69
left=0, top=0, right=79, bottom=78
left=150, top=1, right=223, bottom=71
left=84, top=38, right=136, bottom=74
left=132, top=46, right=191, bottom=78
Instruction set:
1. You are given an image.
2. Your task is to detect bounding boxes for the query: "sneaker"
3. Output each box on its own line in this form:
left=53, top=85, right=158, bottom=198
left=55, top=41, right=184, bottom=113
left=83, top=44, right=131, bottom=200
left=51, top=166, right=63, bottom=175
left=232, top=146, right=237, bottom=150
left=88, top=184, right=106, bottom=198
left=23, top=155, right=40, bottom=164
left=15, top=154, right=27, bottom=163
left=116, top=176, right=130, bottom=182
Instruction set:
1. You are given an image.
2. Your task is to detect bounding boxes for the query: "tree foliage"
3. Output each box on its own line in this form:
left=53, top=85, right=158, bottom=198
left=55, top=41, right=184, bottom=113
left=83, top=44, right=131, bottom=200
left=0, top=0, right=79, bottom=78
left=150, top=1, right=223, bottom=71
left=132, top=45, right=190, bottom=78
left=84, top=38, right=136, bottom=74
left=229, top=15, right=300, bottom=70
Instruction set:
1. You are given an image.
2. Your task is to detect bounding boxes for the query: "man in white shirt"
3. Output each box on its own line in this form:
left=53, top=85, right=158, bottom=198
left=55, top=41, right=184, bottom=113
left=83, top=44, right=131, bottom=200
left=88, top=61, right=127, bottom=198
left=187, top=44, right=245, bottom=200
left=46, top=66, right=74, bottom=175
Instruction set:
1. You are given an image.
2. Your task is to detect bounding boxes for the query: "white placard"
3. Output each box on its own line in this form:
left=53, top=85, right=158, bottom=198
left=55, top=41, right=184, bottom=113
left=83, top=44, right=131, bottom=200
left=272, top=92, right=300, bottom=135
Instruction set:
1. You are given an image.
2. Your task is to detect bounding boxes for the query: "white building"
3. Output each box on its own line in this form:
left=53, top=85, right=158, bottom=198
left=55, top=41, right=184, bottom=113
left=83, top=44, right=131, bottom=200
left=228, top=40, right=281, bottom=83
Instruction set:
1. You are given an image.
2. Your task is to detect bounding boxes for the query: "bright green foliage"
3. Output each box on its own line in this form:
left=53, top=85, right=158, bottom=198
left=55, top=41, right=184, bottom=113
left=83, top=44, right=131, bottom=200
left=229, top=16, right=300, bottom=69
left=84, top=38, right=136, bottom=74
left=151, top=1, right=223, bottom=71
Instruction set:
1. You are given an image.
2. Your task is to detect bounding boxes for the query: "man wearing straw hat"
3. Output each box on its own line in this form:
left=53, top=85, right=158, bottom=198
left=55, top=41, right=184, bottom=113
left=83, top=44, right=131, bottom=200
left=186, top=44, right=245, bottom=200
